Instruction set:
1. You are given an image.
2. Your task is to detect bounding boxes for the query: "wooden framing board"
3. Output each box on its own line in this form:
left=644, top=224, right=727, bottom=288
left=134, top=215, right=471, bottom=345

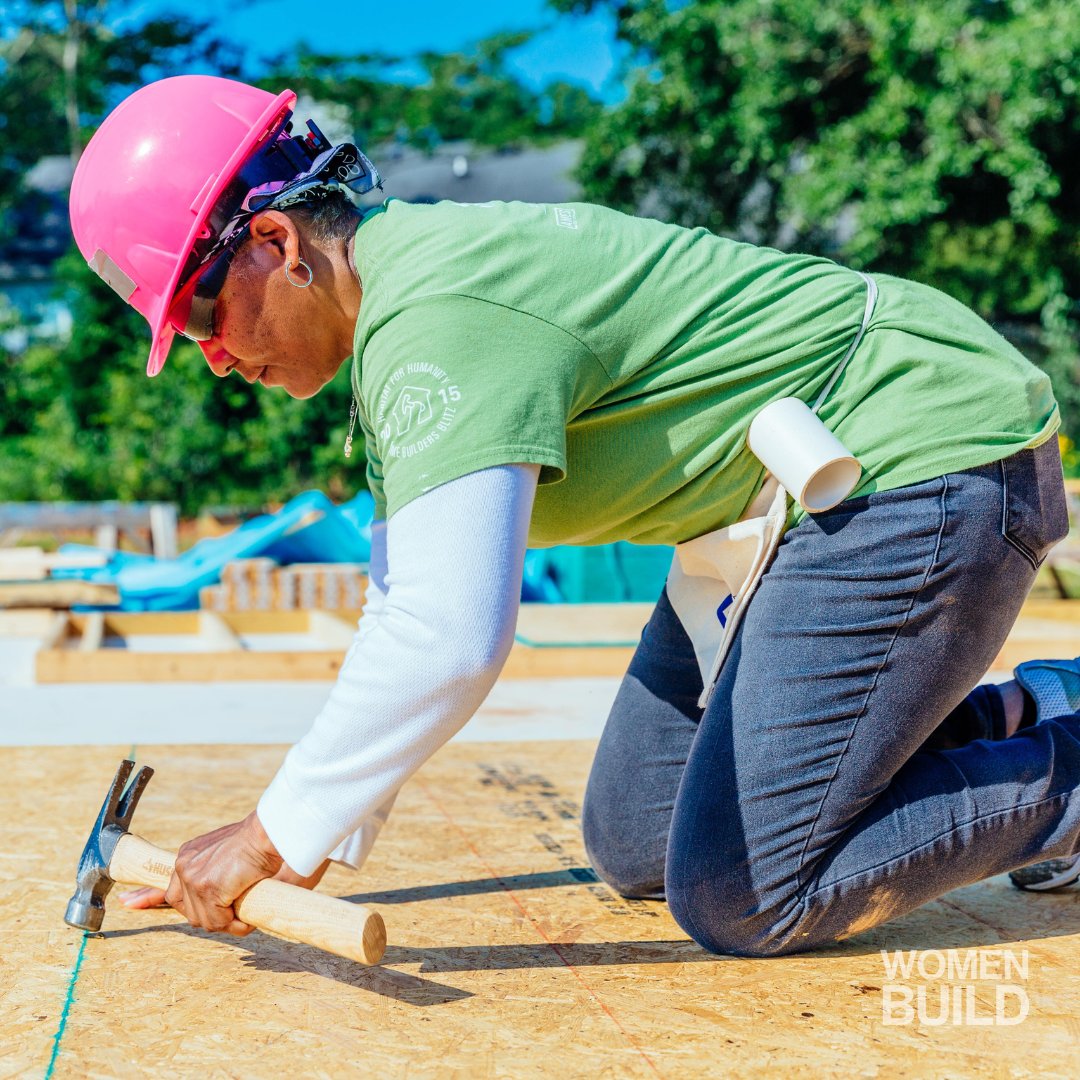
left=5, top=740, right=1079, bottom=1078
left=0, top=547, right=106, bottom=582
left=32, top=606, right=649, bottom=684
left=0, top=499, right=178, bottom=557
left=0, top=579, right=119, bottom=609
left=26, top=599, right=1080, bottom=685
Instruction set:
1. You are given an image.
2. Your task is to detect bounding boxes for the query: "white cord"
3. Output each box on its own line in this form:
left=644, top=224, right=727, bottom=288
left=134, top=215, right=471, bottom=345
left=811, top=272, right=878, bottom=414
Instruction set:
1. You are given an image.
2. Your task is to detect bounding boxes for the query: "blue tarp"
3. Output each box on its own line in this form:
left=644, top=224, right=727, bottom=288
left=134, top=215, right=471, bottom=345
left=54, top=490, right=374, bottom=611
left=52, top=488, right=673, bottom=610
left=521, top=544, right=673, bottom=603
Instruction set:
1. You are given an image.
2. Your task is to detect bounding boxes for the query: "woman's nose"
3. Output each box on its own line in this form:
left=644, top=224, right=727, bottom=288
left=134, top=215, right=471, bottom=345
left=198, top=340, right=235, bottom=378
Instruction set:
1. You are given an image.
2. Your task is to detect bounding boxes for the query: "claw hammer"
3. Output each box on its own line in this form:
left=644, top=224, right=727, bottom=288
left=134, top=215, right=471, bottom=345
left=64, top=759, right=386, bottom=965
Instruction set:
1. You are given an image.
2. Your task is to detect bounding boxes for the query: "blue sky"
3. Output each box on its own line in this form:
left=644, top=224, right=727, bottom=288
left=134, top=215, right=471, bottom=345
left=126, top=0, right=623, bottom=97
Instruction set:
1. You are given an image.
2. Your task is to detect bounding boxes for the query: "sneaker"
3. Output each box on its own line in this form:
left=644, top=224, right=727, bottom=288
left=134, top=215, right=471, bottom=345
left=1010, top=853, right=1080, bottom=892
left=1008, top=658, right=1080, bottom=892
left=1012, top=657, right=1080, bottom=725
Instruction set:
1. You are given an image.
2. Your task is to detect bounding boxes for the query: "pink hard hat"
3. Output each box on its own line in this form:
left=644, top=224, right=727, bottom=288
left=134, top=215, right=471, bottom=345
left=70, top=76, right=296, bottom=376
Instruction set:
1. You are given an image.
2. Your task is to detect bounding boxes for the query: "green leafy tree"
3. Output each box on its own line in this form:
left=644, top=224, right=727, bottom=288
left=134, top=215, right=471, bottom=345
left=0, top=17, right=600, bottom=513
left=0, top=1, right=242, bottom=230
left=553, top=0, right=1080, bottom=439
left=0, top=252, right=359, bottom=513
left=263, top=31, right=602, bottom=150
left=0, top=2, right=360, bottom=514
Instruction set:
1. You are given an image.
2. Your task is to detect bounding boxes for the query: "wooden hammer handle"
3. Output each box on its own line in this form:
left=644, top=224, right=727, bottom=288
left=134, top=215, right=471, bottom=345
left=110, top=832, right=386, bottom=965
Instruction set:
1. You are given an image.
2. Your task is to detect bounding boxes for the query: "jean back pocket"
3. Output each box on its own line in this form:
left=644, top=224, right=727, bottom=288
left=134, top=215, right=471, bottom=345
left=1000, top=439, right=1070, bottom=570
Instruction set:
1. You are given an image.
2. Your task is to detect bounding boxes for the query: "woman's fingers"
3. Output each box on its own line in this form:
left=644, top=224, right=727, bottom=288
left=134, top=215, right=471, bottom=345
left=116, top=856, right=330, bottom=915
left=164, top=814, right=281, bottom=934
left=118, top=886, right=169, bottom=908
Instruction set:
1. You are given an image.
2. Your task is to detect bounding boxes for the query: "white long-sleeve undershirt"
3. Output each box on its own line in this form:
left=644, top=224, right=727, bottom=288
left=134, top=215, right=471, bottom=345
left=256, top=463, right=539, bottom=876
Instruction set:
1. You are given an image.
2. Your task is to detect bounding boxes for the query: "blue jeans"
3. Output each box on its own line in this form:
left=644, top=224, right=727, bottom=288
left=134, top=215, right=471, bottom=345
left=582, top=438, right=1077, bottom=956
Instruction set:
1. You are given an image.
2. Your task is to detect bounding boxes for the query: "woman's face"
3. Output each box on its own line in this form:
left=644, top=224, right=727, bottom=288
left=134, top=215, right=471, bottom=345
left=196, top=212, right=354, bottom=400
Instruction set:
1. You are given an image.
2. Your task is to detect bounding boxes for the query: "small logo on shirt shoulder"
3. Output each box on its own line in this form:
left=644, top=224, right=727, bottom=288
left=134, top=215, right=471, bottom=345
left=375, top=363, right=462, bottom=461
left=390, top=386, right=433, bottom=437
left=553, top=207, right=579, bottom=230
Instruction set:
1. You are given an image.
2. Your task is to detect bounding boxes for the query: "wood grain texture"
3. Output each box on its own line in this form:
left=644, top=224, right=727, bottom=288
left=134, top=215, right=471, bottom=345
left=0, top=580, right=119, bottom=609
left=3, top=740, right=1078, bottom=1078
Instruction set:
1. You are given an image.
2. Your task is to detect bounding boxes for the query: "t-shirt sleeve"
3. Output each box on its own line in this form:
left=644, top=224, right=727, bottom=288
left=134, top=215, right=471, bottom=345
left=358, top=292, right=604, bottom=519
left=358, top=409, right=388, bottom=522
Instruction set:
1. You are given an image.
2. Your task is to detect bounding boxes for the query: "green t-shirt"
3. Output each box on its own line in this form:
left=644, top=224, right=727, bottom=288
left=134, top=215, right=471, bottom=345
left=351, top=199, right=1058, bottom=545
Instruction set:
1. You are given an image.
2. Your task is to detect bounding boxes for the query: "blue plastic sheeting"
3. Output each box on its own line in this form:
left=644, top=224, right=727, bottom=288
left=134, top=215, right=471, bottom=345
left=54, top=490, right=374, bottom=611
left=52, top=487, right=672, bottom=611
left=521, top=543, right=673, bottom=604
left=521, top=550, right=565, bottom=603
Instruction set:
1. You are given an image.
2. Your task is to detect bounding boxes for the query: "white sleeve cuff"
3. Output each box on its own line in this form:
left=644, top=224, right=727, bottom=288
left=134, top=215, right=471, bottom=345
left=326, top=792, right=398, bottom=870
left=257, top=769, right=345, bottom=877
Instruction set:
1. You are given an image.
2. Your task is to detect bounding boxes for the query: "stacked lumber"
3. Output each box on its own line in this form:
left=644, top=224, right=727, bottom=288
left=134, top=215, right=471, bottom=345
left=0, top=546, right=117, bottom=608
left=0, top=547, right=106, bottom=582
left=199, top=559, right=368, bottom=612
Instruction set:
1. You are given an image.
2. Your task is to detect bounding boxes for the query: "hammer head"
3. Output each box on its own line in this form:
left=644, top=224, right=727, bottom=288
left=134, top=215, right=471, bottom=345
left=65, top=758, right=154, bottom=932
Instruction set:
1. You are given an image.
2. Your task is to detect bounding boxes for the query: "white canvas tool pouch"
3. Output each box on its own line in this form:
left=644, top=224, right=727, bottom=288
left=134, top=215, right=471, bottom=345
left=666, top=476, right=789, bottom=708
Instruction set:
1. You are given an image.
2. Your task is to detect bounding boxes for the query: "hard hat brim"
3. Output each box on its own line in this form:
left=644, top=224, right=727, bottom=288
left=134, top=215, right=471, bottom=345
left=147, top=323, right=177, bottom=378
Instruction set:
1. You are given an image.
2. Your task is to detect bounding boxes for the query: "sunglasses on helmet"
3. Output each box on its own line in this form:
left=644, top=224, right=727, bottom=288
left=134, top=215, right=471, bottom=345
left=168, top=120, right=381, bottom=343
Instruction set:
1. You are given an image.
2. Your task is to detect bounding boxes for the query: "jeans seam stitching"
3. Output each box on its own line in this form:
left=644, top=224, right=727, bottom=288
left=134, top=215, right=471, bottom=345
left=792, top=473, right=951, bottom=896
left=801, top=790, right=1070, bottom=900
left=1002, top=533, right=1041, bottom=571
left=999, top=455, right=1042, bottom=571
left=1000, top=456, right=1009, bottom=542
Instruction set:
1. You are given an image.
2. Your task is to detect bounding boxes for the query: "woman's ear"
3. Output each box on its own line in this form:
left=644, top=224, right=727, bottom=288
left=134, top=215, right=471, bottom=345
left=248, top=210, right=301, bottom=269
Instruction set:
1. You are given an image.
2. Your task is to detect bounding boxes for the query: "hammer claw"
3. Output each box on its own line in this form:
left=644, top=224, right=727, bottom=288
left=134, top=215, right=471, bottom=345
left=65, top=758, right=155, bottom=933
left=65, top=758, right=387, bottom=963
left=101, top=760, right=132, bottom=816
left=115, top=764, right=154, bottom=828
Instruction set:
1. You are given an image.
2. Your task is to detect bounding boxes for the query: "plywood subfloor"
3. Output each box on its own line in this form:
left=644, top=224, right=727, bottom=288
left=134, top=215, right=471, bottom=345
left=3, top=740, right=1079, bottom=1079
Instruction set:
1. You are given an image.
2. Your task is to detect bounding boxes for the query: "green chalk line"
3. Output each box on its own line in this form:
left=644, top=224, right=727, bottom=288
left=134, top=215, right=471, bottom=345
left=44, top=931, right=88, bottom=1080
left=45, top=745, right=140, bottom=1078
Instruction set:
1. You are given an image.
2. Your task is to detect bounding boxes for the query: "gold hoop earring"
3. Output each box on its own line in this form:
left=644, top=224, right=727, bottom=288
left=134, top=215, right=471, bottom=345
left=285, top=259, right=313, bottom=288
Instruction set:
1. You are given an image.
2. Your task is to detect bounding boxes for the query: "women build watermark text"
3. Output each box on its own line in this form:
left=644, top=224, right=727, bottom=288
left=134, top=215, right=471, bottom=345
left=880, top=949, right=1030, bottom=1026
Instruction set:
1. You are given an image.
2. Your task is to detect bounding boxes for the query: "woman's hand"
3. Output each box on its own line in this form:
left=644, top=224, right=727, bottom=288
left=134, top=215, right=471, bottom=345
left=165, top=811, right=281, bottom=935
left=118, top=812, right=328, bottom=935
left=119, top=856, right=331, bottom=911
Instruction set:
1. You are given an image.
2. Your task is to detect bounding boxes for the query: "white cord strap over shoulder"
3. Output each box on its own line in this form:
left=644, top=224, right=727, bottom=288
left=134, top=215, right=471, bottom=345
left=811, top=271, right=878, bottom=413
